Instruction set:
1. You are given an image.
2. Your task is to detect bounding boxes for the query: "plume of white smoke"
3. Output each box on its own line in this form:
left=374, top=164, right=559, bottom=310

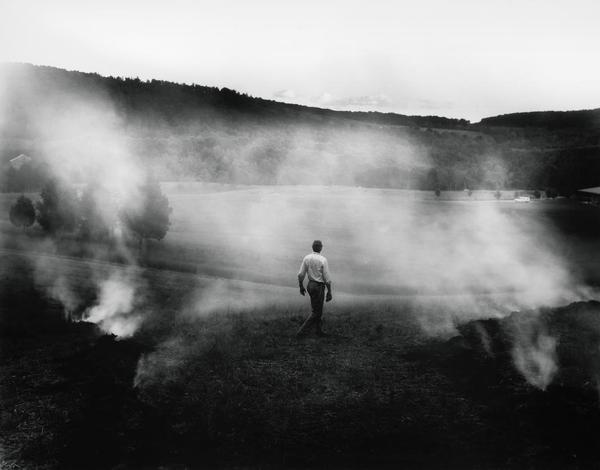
left=172, top=186, right=594, bottom=319
left=32, top=244, right=87, bottom=320
left=0, top=65, right=152, bottom=336
left=83, top=271, right=143, bottom=338
left=0, top=64, right=146, bottom=229
left=48, top=276, right=81, bottom=321
left=480, top=155, right=509, bottom=189
left=166, top=185, right=596, bottom=391
left=511, top=319, right=559, bottom=390
left=268, top=124, right=426, bottom=186
left=1, top=65, right=597, bottom=385
left=31, top=246, right=144, bottom=337
left=134, top=336, right=191, bottom=389
left=183, top=275, right=308, bottom=319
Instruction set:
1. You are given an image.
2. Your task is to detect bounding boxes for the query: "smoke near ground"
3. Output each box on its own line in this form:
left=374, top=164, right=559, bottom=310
left=83, top=270, right=144, bottom=338
left=512, top=322, right=558, bottom=390
left=1, top=64, right=598, bottom=391
left=148, top=185, right=596, bottom=389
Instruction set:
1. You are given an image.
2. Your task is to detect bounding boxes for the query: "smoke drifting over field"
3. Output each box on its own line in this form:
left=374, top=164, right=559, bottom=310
left=511, top=318, right=559, bottom=390
left=83, top=271, right=143, bottom=338
left=0, top=65, right=149, bottom=336
left=153, top=186, right=595, bottom=390
left=180, top=187, right=591, bottom=303
left=1, top=65, right=597, bottom=389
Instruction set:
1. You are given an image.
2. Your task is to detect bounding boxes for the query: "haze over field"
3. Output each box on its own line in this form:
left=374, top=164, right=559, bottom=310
left=4, top=3, right=600, bottom=468
left=0, top=63, right=594, bottom=306
left=2, top=61, right=594, bottom=388
left=4, top=63, right=600, bottom=196
left=1, top=57, right=599, bottom=394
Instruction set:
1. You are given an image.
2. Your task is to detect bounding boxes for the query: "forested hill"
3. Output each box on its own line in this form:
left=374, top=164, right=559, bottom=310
left=1, top=63, right=600, bottom=194
left=479, top=109, right=600, bottom=130
left=0, top=63, right=469, bottom=131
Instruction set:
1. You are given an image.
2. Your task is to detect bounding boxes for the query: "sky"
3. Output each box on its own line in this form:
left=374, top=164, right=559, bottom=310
left=1, top=0, right=600, bottom=121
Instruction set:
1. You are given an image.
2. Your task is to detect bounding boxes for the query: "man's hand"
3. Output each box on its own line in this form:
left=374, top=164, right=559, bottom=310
left=326, top=291, right=332, bottom=302
left=300, top=286, right=306, bottom=296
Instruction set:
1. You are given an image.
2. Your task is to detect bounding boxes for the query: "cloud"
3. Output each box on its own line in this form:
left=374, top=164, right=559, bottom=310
left=272, top=89, right=391, bottom=110
left=315, top=92, right=335, bottom=106
left=315, top=92, right=390, bottom=109
left=273, top=89, right=297, bottom=100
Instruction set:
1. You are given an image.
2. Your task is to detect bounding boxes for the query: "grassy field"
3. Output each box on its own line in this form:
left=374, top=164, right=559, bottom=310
left=2, top=185, right=600, bottom=469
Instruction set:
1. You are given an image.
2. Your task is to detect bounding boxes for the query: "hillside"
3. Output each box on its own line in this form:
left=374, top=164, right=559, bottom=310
left=1, top=63, right=600, bottom=193
left=479, top=109, right=600, bottom=130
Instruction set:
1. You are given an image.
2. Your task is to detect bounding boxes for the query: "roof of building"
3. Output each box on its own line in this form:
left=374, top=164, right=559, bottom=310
left=578, top=187, right=600, bottom=195
left=8, top=154, right=32, bottom=170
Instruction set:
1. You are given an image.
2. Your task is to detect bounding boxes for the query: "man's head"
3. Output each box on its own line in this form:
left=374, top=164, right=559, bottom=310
left=312, top=240, right=323, bottom=253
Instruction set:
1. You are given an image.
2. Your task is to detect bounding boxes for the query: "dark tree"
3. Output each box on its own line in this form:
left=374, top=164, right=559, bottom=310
left=79, top=182, right=113, bottom=240
left=120, top=177, right=171, bottom=249
left=9, top=195, right=36, bottom=228
left=36, top=179, right=79, bottom=234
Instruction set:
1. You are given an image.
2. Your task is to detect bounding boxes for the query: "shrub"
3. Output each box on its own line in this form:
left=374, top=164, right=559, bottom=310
left=9, top=195, right=36, bottom=228
left=79, top=182, right=114, bottom=240
left=120, top=177, right=171, bottom=247
left=36, top=179, right=80, bottom=234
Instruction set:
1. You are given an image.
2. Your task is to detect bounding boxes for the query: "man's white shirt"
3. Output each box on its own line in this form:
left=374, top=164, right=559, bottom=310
left=298, top=252, right=331, bottom=284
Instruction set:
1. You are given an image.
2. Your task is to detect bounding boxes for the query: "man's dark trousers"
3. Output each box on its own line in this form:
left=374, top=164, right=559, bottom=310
left=298, top=280, right=325, bottom=335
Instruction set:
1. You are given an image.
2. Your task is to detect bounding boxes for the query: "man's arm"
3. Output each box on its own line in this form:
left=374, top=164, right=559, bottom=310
left=323, top=259, right=333, bottom=302
left=298, top=259, right=307, bottom=296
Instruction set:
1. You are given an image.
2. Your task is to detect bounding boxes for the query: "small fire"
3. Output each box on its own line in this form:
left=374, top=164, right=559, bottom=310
left=83, top=272, right=142, bottom=338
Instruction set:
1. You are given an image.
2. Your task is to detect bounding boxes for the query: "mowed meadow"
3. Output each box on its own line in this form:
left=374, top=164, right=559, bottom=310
left=3, top=184, right=599, bottom=304
left=2, top=184, right=600, bottom=469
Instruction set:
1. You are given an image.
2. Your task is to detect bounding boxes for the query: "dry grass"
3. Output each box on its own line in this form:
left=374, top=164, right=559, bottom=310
left=3, top=262, right=600, bottom=469
left=2, top=189, right=600, bottom=468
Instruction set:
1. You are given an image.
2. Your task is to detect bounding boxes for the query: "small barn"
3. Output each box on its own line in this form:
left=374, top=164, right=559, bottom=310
left=577, top=187, right=600, bottom=204
left=9, top=154, right=33, bottom=170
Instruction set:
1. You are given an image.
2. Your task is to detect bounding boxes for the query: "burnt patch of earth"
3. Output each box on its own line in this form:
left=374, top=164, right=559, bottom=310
left=415, top=300, right=600, bottom=469
left=4, top=292, right=600, bottom=468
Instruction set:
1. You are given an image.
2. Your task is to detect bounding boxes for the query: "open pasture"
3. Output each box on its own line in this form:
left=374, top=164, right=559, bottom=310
left=2, top=185, right=600, bottom=469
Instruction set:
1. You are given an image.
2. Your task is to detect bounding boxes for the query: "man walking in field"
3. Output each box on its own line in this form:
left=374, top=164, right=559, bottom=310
left=297, top=240, right=333, bottom=337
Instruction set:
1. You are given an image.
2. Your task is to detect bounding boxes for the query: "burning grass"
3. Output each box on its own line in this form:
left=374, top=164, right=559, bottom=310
left=4, top=259, right=600, bottom=469
left=3, top=190, right=600, bottom=468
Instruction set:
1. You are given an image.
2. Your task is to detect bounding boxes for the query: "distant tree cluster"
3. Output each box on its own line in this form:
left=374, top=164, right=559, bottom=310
left=9, top=195, right=35, bottom=228
left=36, top=179, right=80, bottom=234
left=479, top=109, right=600, bottom=130
left=3, top=63, right=600, bottom=195
left=120, top=178, right=172, bottom=249
left=8, top=177, right=172, bottom=249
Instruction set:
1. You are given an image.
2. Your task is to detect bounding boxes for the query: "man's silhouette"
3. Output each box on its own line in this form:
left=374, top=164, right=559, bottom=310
left=297, top=240, right=332, bottom=337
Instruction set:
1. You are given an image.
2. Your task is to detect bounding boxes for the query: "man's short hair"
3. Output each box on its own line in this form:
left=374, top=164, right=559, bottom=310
left=312, top=240, right=323, bottom=252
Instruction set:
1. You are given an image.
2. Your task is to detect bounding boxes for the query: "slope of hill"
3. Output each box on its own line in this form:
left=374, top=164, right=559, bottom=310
left=479, top=109, right=600, bottom=130
left=1, top=63, right=600, bottom=193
